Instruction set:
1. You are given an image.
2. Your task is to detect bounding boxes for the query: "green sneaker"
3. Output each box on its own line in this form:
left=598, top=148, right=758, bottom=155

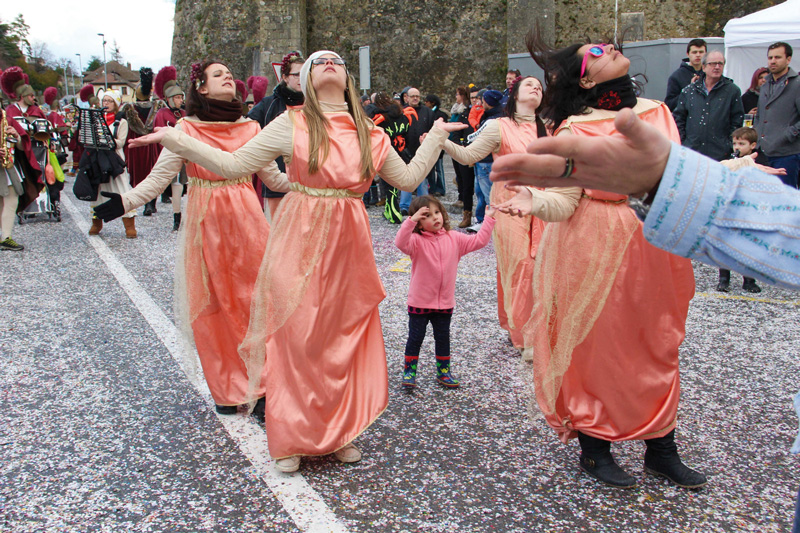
left=0, top=237, right=24, bottom=251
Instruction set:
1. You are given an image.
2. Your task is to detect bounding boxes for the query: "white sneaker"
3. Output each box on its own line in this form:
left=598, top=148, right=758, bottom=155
left=466, top=222, right=482, bottom=233
left=334, top=443, right=362, bottom=463
left=275, top=456, right=300, bottom=473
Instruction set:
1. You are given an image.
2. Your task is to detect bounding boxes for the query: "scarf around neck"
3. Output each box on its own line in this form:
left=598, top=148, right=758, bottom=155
left=591, top=75, right=637, bottom=111
left=277, top=83, right=304, bottom=107
left=196, top=97, right=244, bottom=122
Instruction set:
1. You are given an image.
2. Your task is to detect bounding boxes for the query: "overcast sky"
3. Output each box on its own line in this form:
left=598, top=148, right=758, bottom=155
left=1, top=0, right=175, bottom=74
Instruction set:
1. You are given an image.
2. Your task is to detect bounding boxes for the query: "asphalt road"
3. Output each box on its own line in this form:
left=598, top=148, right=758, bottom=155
left=1, top=161, right=798, bottom=532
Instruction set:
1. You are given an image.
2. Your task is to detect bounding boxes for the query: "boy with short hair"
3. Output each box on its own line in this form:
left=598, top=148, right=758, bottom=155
left=717, top=127, right=764, bottom=293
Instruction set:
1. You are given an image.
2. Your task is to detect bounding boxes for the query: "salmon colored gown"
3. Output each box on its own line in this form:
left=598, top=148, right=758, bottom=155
left=491, top=117, right=547, bottom=351
left=527, top=101, right=695, bottom=444
left=180, top=119, right=269, bottom=406
left=249, top=112, right=393, bottom=459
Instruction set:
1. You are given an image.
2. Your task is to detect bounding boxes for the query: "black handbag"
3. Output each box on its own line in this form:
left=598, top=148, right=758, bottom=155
left=72, top=168, right=98, bottom=201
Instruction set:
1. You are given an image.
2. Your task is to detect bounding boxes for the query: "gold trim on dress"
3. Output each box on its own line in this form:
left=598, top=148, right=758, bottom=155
left=188, top=176, right=252, bottom=188
left=581, top=193, right=627, bottom=204
left=290, top=182, right=362, bottom=198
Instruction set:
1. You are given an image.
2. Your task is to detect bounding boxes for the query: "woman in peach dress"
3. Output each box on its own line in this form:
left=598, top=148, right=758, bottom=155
left=443, top=76, right=549, bottom=356
left=497, top=35, right=706, bottom=490
left=131, top=50, right=466, bottom=473
left=95, top=61, right=289, bottom=417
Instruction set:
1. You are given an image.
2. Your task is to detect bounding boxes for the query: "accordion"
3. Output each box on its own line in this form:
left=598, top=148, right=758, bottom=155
left=78, top=108, right=116, bottom=150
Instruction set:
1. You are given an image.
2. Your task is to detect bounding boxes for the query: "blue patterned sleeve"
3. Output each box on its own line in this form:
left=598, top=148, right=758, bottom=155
left=644, top=143, right=800, bottom=289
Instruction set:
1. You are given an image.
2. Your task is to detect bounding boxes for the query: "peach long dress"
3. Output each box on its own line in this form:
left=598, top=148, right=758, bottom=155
left=525, top=100, right=696, bottom=444
left=492, top=117, right=546, bottom=351
left=443, top=114, right=546, bottom=352
left=179, top=120, right=270, bottom=406
left=159, top=102, right=448, bottom=459
left=122, top=118, right=275, bottom=406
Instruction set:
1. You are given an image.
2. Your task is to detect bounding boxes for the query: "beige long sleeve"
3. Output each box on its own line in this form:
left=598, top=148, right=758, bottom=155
left=527, top=187, right=583, bottom=222
left=123, top=121, right=290, bottom=211
left=378, top=127, right=449, bottom=191
left=122, top=147, right=185, bottom=212
left=443, top=120, right=500, bottom=166
left=161, top=114, right=294, bottom=178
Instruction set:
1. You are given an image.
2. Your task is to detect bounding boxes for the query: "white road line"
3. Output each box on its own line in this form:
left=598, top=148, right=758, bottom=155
left=62, top=196, right=348, bottom=533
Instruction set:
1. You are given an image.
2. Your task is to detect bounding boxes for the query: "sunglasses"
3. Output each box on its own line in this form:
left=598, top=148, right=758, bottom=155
left=580, top=44, right=608, bottom=78
left=311, top=58, right=346, bottom=66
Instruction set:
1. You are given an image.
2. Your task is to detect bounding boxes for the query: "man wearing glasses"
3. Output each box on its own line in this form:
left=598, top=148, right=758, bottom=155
left=398, top=86, right=434, bottom=215
left=672, top=50, right=744, bottom=165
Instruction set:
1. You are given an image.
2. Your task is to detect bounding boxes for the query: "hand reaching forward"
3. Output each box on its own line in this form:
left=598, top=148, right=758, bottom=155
left=492, top=185, right=532, bottom=218
left=433, top=118, right=468, bottom=133
left=93, top=192, right=125, bottom=222
left=128, top=127, right=169, bottom=148
left=490, top=108, right=671, bottom=196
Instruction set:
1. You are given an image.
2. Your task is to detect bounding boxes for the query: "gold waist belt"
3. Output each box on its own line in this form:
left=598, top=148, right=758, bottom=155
left=290, top=182, right=362, bottom=198
left=188, top=176, right=252, bottom=188
left=581, top=193, right=627, bottom=204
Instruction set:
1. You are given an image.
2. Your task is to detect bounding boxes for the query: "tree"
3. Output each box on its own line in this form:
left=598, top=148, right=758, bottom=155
left=8, top=14, right=30, bottom=59
left=28, top=40, right=54, bottom=70
left=86, top=56, right=102, bottom=72
left=111, top=39, right=123, bottom=63
left=0, top=18, right=24, bottom=67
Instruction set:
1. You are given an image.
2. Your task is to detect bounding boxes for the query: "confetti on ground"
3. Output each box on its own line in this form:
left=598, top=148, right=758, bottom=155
left=1, top=158, right=796, bottom=532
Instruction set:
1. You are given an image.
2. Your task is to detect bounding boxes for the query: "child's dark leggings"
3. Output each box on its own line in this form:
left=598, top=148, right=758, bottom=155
left=405, top=311, right=451, bottom=358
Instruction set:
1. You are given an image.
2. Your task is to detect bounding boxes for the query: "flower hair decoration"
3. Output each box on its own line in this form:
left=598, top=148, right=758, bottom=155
left=190, top=62, right=204, bottom=89
left=511, top=75, right=524, bottom=92
left=281, top=52, right=301, bottom=77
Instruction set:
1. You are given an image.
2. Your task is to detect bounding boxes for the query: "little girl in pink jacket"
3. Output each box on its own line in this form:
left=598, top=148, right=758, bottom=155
left=394, top=195, right=496, bottom=388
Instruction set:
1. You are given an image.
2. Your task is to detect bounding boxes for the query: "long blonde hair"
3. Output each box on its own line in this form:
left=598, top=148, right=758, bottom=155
left=301, top=70, right=376, bottom=182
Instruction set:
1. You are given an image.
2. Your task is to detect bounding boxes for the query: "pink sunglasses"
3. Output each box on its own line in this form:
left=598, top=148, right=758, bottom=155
left=580, top=44, right=608, bottom=78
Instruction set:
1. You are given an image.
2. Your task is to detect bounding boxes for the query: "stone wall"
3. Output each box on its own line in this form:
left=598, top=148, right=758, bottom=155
left=171, top=0, right=783, bottom=100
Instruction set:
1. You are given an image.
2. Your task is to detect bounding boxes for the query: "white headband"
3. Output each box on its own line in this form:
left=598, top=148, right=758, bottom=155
left=300, top=50, right=343, bottom=96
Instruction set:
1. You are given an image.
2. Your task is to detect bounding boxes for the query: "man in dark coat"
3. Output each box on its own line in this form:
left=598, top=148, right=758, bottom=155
left=673, top=51, right=744, bottom=163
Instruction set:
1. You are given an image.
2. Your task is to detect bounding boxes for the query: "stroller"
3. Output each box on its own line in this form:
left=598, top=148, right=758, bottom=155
left=17, top=117, right=65, bottom=224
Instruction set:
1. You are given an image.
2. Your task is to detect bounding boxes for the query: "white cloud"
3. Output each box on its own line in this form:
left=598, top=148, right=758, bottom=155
left=2, top=0, right=175, bottom=74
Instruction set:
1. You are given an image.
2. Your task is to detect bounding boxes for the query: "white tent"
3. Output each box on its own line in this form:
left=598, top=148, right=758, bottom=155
left=724, top=0, right=800, bottom=92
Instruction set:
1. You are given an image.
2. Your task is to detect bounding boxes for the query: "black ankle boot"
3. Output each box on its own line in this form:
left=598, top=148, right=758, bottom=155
left=173, top=213, right=181, bottom=232
left=251, top=397, right=265, bottom=423
left=577, top=432, right=637, bottom=488
left=143, top=201, right=153, bottom=216
left=717, top=269, right=730, bottom=292
left=215, top=404, right=237, bottom=415
left=644, top=430, right=707, bottom=489
left=742, top=277, right=762, bottom=293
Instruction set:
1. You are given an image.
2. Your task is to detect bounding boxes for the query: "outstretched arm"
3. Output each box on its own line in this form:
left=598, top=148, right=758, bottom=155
left=443, top=120, right=500, bottom=166
left=380, top=119, right=466, bottom=191
left=131, top=114, right=293, bottom=179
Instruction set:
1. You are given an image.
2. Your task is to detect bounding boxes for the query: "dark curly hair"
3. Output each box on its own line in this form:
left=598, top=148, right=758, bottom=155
left=525, top=24, right=636, bottom=130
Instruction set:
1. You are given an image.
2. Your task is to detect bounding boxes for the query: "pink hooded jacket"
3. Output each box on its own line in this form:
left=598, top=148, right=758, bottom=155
left=395, top=216, right=496, bottom=309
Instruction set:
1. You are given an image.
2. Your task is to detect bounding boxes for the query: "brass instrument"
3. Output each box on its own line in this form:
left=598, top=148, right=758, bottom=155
left=1, top=114, right=15, bottom=169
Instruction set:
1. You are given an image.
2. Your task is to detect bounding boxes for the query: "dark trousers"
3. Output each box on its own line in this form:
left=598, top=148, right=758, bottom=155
left=769, top=153, right=800, bottom=189
left=405, top=312, right=451, bottom=358
left=453, top=160, right=474, bottom=212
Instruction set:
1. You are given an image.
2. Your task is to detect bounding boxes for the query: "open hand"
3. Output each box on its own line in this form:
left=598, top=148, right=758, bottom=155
left=409, top=205, right=429, bottom=222
left=492, top=185, right=532, bottom=218
left=490, top=108, right=671, bottom=196
left=433, top=118, right=468, bottom=133
left=128, top=127, right=169, bottom=148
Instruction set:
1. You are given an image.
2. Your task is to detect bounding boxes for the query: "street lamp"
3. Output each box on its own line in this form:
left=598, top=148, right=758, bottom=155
left=98, top=33, right=108, bottom=91
left=75, top=53, right=82, bottom=82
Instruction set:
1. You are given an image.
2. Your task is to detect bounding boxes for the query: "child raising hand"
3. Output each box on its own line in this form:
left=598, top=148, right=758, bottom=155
left=395, top=195, right=496, bottom=389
